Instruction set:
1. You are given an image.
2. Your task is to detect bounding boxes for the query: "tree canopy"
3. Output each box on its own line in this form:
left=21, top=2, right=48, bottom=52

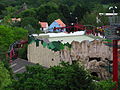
left=0, top=61, right=12, bottom=89
left=10, top=62, right=96, bottom=90
left=0, top=0, right=119, bottom=28
left=0, top=25, right=28, bottom=59
left=8, top=62, right=116, bottom=90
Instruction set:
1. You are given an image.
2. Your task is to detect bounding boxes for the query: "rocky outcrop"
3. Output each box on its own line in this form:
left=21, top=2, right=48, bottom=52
left=60, top=40, right=112, bottom=79
left=28, top=40, right=113, bottom=79
left=60, top=40, right=112, bottom=61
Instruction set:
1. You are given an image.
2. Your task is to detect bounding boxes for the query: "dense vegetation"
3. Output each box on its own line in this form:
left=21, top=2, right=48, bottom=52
left=9, top=62, right=115, bottom=90
left=0, top=0, right=120, bottom=32
left=0, top=25, right=28, bottom=59
left=0, top=25, right=28, bottom=89
left=0, top=0, right=120, bottom=89
left=0, top=61, right=12, bottom=90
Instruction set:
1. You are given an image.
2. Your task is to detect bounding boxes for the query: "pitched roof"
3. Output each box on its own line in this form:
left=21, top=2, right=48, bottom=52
left=55, top=19, right=66, bottom=27
left=39, top=22, right=48, bottom=28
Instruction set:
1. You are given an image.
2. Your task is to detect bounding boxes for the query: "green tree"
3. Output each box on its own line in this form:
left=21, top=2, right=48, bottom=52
left=0, top=25, right=14, bottom=53
left=19, top=8, right=36, bottom=18
left=2, top=15, right=12, bottom=26
left=93, top=4, right=107, bottom=13
left=81, top=13, right=97, bottom=25
left=36, top=2, right=59, bottom=22
left=0, top=25, right=28, bottom=59
left=24, top=24, right=36, bottom=34
left=5, top=6, right=17, bottom=16
left=47, top=13, right=61, bottom=24
left=61, top=0, right=78, bottom=6
left=12, top=27, right=28, bottom=40
left=96, top=80, right=116, bottom=90
left=10, top=62, right=96, bottom=90
left=72, top=4, right=89, bottom=23
left=21, top=17, right=40, bottom=30
left=58, top=4, right=70, bottom=24
left=0, top=3, right=5, bottom=18
left=0, top=61, right=12, bottom=90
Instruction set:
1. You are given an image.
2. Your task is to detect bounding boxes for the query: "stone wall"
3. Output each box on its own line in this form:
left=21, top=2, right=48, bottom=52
left=27, top=42, right=61, bottom=67
left=28, top=40, right=113, bottom=79
left=60, top=40, right=112, bottom=79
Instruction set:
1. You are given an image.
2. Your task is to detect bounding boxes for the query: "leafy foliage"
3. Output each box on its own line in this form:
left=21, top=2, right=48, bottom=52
left=47, top=13, right=61, bottom=24
left=10, top=62, right=96, bottom=90
left=0, top=0, right=119, bottom=89
left=19, top=9, right=36, bottom=18
left=0, top=61, right=12, bottom=90
left=21, top=17, right=40, bottom=30
left=0, top=25, right=28, bottom=59
left=58, top=4, right=71, bottom=24
left=36, top=3, right=59, bottom=22
left=9, top=62, right=117, bottom=90
left=18, top=44, right=28, bottom=60
left=1, top=0, right=118, bottom=27
left=95, top=80, right=116, bottom=90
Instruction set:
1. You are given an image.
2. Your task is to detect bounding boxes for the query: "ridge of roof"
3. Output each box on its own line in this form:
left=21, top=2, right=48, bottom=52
left=39, top=21, right=48, bottom=28
left=55, top=19, right=66, bottom=27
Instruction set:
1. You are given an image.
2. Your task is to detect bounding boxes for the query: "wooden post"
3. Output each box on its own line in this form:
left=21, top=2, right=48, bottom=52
left=113, top=40, right=118, bottom=89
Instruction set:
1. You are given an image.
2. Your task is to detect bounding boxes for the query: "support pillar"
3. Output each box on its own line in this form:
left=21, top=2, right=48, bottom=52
left=113, top=40, right=118, bottom=89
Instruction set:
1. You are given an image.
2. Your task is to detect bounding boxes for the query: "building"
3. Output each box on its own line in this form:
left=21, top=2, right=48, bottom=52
left=11, top=18, right=21, bottom=23
left=27, top=35, right=114, bottom=79
left=39, top=22, right=48, bottom=33
left=99, top=13, right=118, bottom=16
left=27, top=32, right=93, bottom=67
left=49, top=19, right=66, bottom=32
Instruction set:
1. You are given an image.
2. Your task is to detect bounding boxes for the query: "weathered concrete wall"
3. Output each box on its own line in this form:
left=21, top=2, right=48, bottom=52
left=27, top=40, right=113, bottom=79
left=28, top=42, right=61, bottom=67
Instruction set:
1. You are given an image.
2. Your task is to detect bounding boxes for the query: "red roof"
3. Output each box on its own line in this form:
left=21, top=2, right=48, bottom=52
left=39, top=22, right=48, bottom=28
left=12, top=18, right=21, bottom=21
left=55, top=19, right=66, bottom=27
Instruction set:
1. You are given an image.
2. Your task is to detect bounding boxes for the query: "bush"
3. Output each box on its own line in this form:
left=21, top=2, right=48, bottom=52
left=9, top=62, right=117, bottom=90
left=96, top=80, right=116, bottom=90
left=0, top=61, right=12, bottom=90
left=10, top=62, right=96, bottom=90
left=17, top=44, right=28, bottom=60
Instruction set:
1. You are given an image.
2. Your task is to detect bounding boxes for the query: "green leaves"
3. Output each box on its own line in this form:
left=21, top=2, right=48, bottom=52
left=47, top=13, right=61, bottom=24
left=11, top=62, right=95, bottom=90
left=0, top=61, right=12, bottom=90
left=0, top=25, right=14, bottom=52
left=20, top=9, right=36, bottom=18
left=21, top=17, right=40, bottom=30
left=9, top=62, right=117, bottom=90
left=0, top=25, right=28, bottom=59
left=96, top=80, right=116, bottom=90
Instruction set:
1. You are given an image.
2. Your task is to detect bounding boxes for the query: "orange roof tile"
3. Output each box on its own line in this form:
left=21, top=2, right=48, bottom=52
left=55, top=19, right=66, bottom=27
left=39, top=22, right=48, bottom=28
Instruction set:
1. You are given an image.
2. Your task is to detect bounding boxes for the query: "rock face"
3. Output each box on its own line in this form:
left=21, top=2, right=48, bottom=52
left=60, top=40, right=112, bottom=79
left=28, top=40, right=113, bottom=79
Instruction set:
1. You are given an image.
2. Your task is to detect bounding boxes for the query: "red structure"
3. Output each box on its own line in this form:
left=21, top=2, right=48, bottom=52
left=113, top=40, right=118, bottom=89
left=8, top=40, right=28, bottom=61
left=53, top=24, right=85, bottom=32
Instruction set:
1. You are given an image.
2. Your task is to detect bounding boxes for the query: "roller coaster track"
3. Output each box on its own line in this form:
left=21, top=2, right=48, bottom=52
left=8, top=24, right=120, bottom=61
